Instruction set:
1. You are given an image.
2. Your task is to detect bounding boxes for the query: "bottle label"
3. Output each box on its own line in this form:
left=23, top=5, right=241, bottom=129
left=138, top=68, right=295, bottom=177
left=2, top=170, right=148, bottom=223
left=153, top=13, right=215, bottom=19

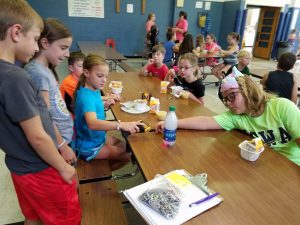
left=163, top=128, right=177, bottom=142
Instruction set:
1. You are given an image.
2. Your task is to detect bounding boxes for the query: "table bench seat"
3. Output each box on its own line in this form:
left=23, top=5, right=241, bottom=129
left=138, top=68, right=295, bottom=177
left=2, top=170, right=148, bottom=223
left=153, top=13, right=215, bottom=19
left=118, top=61, right=136, bottom=72
left=76, top=159, right=128, bottom=225
left=77, top=159, right=112, bottom=183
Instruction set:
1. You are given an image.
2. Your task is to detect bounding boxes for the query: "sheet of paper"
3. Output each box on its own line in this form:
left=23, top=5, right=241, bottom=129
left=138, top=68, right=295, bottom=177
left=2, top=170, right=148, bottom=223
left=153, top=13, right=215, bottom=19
left=124, top=170, right=222, bottom=225
left=127, top=4, right=133, bottom=13
left=195, top=1, right=203, bottom=8
left=68, top=0, right=104, bottom=18
left=177, top=0, right=184, bottom=7
left=205, top=2, right=211, bottom=10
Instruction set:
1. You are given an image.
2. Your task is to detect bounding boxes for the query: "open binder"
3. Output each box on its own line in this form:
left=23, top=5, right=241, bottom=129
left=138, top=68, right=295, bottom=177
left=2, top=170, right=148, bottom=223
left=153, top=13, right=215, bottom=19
left=123, top=170, right=223, bottom=225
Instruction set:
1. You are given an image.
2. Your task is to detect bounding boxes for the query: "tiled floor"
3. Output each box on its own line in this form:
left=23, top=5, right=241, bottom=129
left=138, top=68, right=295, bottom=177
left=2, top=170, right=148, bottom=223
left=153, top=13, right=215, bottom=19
left=0, top=57, right=283, bottom=225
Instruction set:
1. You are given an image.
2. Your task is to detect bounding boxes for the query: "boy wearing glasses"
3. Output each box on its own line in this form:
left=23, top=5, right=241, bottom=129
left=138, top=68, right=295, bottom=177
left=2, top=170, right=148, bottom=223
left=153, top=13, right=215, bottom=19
left=156, top=69, right=300, bottom=166
left=139, top=45, right=169, bottom=80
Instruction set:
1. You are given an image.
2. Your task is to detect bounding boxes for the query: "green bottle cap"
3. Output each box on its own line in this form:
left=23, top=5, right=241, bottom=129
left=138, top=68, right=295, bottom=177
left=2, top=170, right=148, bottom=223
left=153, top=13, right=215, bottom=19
left=169, top=106, right=176, bottom=111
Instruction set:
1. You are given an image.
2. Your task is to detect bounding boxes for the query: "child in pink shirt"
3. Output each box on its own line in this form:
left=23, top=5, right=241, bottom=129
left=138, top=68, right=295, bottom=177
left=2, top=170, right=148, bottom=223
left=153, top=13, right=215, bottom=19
left=203, top=34, right=220, bottom=66
left=139, top=45, right=169, bottom=80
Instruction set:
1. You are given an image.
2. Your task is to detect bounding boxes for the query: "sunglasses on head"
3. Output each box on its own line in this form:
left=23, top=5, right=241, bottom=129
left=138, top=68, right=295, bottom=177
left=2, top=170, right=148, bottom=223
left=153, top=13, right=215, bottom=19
left=221, top=91, right=240, bottom=105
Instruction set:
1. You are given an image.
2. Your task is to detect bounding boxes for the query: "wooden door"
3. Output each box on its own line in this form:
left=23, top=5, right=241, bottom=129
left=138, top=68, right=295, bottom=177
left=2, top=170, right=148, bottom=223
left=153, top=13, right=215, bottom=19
left=253, top=7, right=280, bottom=59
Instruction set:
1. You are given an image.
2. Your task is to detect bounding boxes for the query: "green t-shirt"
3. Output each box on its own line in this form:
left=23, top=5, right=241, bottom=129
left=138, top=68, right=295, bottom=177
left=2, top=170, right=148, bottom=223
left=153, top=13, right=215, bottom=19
left=226, top=64, right=251, bottom=76
left=214, top=98, right=300, bottom=165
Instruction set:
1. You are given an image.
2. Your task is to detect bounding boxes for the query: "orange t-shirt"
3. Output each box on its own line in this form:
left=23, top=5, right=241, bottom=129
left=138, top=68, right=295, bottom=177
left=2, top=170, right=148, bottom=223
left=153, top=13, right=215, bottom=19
left=60, top=74, right=78, bottom=100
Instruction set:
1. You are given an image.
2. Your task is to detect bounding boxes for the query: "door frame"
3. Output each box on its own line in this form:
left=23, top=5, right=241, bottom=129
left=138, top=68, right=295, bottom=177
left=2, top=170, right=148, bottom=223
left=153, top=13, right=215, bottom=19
left=252, top=6, right=281, bottom=59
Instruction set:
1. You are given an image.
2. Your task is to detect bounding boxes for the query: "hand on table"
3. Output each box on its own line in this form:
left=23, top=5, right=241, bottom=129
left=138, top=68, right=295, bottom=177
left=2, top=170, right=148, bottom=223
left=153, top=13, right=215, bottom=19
left=107, top=93, right=121, bottom=102
left=120, top=121, right=143, bottom=134
left=104, top=99, right=116, bottom=109
left=155, top=121, right=165, bottom=133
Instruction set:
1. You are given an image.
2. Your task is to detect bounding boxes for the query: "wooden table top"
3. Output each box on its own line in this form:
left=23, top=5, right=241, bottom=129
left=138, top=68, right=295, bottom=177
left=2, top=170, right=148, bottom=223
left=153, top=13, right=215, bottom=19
left=104, top=72, right=215, bottom=128
left=105, top=72, right=300, bottom=224
left=198, top=52, right=221, bottom=58
left=128, top=129, right=300, bottom=225
left=77, top=41, right=127, bottom=61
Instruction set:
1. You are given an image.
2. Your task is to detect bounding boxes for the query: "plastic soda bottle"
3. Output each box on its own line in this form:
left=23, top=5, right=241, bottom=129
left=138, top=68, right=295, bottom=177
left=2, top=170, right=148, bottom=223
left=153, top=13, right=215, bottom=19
left=163, top=106, right=178, bottom=147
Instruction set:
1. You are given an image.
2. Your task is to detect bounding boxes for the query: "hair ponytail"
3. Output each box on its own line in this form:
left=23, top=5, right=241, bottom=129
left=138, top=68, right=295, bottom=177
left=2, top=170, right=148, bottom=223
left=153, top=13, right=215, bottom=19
left=72, top=54, right=108, bottom=112
left=72, top=74, right=86, bottom=112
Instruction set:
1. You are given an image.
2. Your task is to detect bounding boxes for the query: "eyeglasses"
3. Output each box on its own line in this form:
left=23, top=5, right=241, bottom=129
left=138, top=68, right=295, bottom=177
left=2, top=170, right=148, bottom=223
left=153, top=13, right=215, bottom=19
left=178, top=66, right=192, bottom=71
left=222, top=92, right=240, bottom=105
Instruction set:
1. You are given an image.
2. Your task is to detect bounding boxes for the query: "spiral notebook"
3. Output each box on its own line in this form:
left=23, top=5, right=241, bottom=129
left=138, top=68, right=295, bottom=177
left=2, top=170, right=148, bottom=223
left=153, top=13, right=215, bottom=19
left=123, top=170, right=223, bottom=225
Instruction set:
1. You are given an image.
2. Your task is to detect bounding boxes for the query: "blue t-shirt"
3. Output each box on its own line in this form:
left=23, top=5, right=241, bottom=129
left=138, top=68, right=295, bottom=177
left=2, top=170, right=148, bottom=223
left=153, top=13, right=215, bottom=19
left=163, top=40, right=176, bottom=63
left=74, top=87, right=106, bottom=151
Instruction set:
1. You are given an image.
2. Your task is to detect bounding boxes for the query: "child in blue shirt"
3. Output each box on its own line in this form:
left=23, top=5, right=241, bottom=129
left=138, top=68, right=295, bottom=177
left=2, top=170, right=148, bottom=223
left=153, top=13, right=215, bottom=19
left=163, top=28, right=178, bottom=68
left=73, top=54, right=142, bottom=168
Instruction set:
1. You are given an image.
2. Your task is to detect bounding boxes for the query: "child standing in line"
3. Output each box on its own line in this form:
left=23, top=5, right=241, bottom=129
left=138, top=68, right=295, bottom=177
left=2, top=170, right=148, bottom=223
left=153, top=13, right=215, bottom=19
left=164, top=53, right=205, bottom=104
left=60, top=51, right=85, bottom=113
left=156, top=71, right=300, bottom=166
left=225, top=49, right=252, bottom=76
left=212, top=32, right=240, bottom=78
left=24, top=18, right=76, bottom=164
left=146, top=12, right=156, bottom=32
left=163, top=28, right=178, bottom=68
left=73, top=54, right=141, bottom=167
left=139, top=45, right=169, bottom=80
left=260, top=52, right=298, bottom=104
left=0, top=1, right=81, bottom=224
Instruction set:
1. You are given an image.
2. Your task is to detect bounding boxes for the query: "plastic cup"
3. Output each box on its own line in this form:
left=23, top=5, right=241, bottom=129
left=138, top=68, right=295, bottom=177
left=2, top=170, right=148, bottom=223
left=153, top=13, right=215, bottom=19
left=156, top=111, right=167, bottom=121
left=239, top=141, right=264, bottom=161
left=170, top=86, right=184, bottom=96
left=180, top=90, right=189, bottom=99
left=111, top=86, right=123, bottom=94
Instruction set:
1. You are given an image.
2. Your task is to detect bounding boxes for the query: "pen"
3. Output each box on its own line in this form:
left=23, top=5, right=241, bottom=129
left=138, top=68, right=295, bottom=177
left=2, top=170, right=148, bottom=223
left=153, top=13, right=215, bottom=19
left=189, top=192, right=219, bottom=207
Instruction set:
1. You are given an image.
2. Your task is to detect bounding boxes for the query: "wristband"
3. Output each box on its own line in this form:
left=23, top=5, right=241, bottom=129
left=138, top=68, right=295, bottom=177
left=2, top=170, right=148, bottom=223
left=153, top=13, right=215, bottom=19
left=116, top=120, right=121, bottom=131
left=58, top=139, right=66, bottom=150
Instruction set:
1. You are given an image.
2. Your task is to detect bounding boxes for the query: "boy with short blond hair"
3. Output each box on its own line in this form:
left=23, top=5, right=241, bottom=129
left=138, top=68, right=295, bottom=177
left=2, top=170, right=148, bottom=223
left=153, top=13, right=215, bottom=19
left=225, top=49, right=252, bottom=76
left=0, top=1, right=81, bottom=224
left=60, top=51, right=85, bottom=112
left=139, top=44, right=169, bottom=80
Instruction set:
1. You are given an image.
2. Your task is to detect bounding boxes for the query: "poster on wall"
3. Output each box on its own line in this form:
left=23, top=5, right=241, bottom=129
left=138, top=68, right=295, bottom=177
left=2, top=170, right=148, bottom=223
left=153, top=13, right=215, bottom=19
left=68, top=0, right=104, bottom=18
left=177, top=0, right=184, bottom=7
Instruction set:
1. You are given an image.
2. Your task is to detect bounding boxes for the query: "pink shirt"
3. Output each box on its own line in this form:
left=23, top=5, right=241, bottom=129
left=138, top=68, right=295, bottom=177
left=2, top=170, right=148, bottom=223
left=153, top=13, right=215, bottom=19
left=203, top=42, right=220, bottom=65
left=175, top=19, right=188, bottom=42
left=204, top=42, right=219, bottom=52
left=146, top=20, right=155, bottom=32
left=146, top=63, right=169, bottom=80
